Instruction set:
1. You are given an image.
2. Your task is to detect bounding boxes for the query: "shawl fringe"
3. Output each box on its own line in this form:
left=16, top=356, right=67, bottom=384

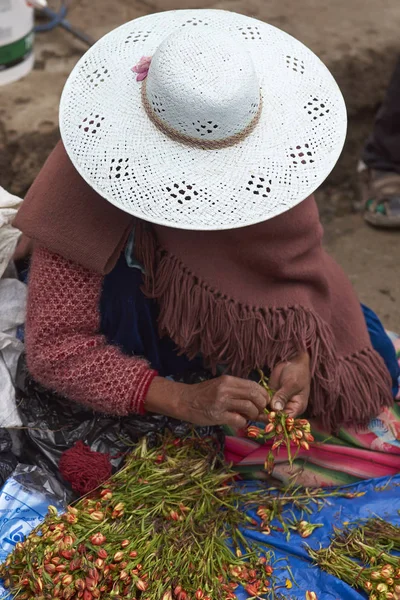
left=135, top=223, right=393, bottom=431
left=325, top=349, right=393, bottom=431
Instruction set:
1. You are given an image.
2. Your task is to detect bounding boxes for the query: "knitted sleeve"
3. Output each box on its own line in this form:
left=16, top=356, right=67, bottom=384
left=26, top=246, right=157, bottom=415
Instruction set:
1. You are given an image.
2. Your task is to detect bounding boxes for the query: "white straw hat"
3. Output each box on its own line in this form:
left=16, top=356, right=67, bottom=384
left=59, top=9, right=347, bottom=230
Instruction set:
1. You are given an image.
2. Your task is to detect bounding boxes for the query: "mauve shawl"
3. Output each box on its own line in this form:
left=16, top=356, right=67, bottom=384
left=14, top=141, right=393, bottom=430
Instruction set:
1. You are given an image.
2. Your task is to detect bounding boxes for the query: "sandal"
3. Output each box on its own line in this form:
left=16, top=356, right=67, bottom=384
left=358, top=162, right=400, bottom=228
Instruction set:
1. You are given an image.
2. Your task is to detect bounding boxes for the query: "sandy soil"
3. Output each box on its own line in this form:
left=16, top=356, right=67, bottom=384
left=1, top=0, right=399, bottom=329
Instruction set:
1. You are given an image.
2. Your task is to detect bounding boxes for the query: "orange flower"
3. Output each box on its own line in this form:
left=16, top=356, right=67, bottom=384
left=271, top=440, right=283, bottom=451
left=94, top=559, right=104, bottom=570
left=89, top=511, right=104, bottom=522
left=85, top=577, right=97, bottom=591
left=263, top=423, right=275, bottom=434
left=44, top=564, right=56, bottom=574
left=261, top=526, right=271, bottom=535
left=100, top=488, right=113, bottom=499
left=136, top=579, right=149, bottom=592
left=247, top=426, right=262, bottom=439
left=35, top=577, right=43, bottom=592
left=174, top=585, right=182, bottom=596
left=63, top=535, right=75, bottom=546
left=306, top=592, right=318, bottom=600
left=90, top=533, right=106, bottom=546
left=75, top=579, right=85, bottom=591
left=113, top=551, right=124, bottom=562
left=264, top=451, right=275, bottom=474
left=380, top=564, right=393, bottom=579
left=286, top=417, right=295, bottom=431
left=62, top=575, right=73, bottom=586
left=245, top=584, right=258, bottom=597
left=64, top=513, right=77, bottom=524
left=67, top=506, right=79, bottom=515
left=364, top=581, right=372, bottom=591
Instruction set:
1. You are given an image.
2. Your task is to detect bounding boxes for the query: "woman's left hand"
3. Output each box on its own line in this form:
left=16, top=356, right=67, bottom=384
left=269, top=352, right=311, bottom=418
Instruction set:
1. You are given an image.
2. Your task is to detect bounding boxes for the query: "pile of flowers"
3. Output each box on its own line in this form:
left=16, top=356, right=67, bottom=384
left=309, top=518, right=400, bottom=600
left=0, top=435, right=281, bottom=600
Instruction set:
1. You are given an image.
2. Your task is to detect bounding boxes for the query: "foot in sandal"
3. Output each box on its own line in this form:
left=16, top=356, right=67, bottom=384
left=358, top=161, right=400, bottom=228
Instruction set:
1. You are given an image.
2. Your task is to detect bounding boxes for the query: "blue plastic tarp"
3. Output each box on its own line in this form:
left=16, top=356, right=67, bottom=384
left=237, top=474, right=400, bottom=599
left=0, top=465, right=66, bottom=599
left=0, top=468, right=399, bottom=599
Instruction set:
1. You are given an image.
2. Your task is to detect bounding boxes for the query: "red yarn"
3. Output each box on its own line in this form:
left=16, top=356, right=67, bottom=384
left=59, top=441, right=112, bottom=495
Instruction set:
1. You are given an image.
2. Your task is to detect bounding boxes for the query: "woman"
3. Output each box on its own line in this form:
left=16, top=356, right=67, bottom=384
left=16, top=9, right=400, bottom=486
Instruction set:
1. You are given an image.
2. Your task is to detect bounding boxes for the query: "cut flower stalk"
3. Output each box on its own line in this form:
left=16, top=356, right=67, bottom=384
left=247, top=371, right=314, bottom=473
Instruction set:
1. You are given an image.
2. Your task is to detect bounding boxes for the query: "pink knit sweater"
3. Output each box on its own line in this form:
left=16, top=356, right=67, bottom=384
left=26, top=246, right=157, bottom=415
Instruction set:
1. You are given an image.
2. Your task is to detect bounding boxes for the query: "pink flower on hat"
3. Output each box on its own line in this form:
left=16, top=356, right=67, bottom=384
left=132, top=56, right=152, bottom=81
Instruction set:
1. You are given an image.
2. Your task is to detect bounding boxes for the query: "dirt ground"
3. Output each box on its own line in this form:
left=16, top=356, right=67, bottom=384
left=1, top=0, right=399, bottom=329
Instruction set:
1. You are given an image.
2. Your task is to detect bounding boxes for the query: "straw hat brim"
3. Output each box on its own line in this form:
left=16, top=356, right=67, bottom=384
left=59, top=9, right=347, bottom=230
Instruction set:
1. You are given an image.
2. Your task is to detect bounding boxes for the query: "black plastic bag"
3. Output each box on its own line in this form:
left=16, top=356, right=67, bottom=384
left=15, top=355, right=224, bottom=480
left=0, top=429, right=18, bottom=486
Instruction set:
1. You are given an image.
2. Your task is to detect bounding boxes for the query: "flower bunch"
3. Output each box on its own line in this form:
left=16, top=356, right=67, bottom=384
left=247, top=371, right=313, bottom=473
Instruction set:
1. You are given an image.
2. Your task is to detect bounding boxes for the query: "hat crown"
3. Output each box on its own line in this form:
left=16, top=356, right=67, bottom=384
left=145, top=28, right=261, bottom=142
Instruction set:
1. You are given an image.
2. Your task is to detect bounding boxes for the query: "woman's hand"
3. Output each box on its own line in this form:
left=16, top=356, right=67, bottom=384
left=269, top=352, right=311, bottom=418
left=146, top=375, right=270, bottom=430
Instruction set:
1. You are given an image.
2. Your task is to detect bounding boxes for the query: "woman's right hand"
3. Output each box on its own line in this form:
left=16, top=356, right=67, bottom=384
left=145, top=375, right=269, bottom=430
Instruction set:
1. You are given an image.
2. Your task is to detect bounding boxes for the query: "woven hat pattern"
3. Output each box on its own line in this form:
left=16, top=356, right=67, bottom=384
left=60, top=9, right=347, bottom=230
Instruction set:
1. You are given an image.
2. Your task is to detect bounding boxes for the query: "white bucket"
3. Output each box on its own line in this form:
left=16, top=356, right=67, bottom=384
left=0, top=0, right=34, bottom=86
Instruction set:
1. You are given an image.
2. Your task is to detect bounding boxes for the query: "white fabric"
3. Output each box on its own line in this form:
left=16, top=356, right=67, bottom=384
left=60, top=9, right=347, bottom=230
left=0, top=187, right=26, bottom=427
left=0, top=187, right=23, bottom=278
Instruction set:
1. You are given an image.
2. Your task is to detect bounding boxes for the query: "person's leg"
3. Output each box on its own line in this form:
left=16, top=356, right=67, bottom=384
left=362, top=58, right=400, bottom=173
left=359, top=58, right=400, bottom=227
left=361, top=304, right=399, bottom=397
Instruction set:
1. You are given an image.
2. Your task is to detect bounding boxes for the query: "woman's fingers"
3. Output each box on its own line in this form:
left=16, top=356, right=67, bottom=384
left=224, top=412, right=248, bottom=430
left=221, top=377, right=269, bottom=412
left=269, top=363, right=286, bottom=408
left=271, top=382, right=297, bottom=412
left=178, top=375, right=271, bottom=428
left=284, top=395, right=308, bottom=418
left=225, top=399, right=261, bottom=422
left=269, top=354, right=311, bottom=413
